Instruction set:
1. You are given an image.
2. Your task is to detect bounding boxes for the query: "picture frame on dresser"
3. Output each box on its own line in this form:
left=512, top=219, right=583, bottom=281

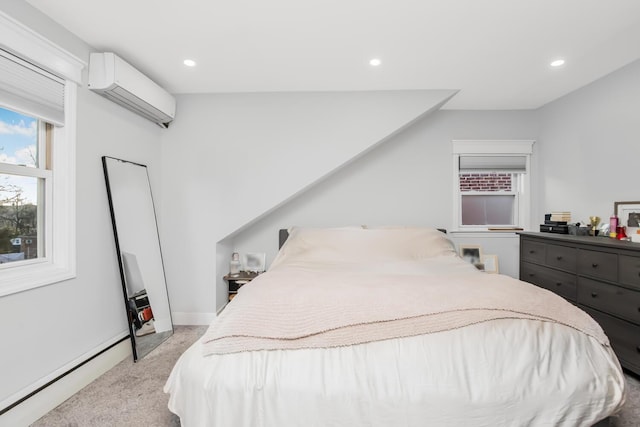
left=614, top=200, right=640, bottom=236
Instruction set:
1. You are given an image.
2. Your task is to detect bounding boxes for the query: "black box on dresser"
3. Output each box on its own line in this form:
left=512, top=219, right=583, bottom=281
left=518, top=232, right=640, bottom=375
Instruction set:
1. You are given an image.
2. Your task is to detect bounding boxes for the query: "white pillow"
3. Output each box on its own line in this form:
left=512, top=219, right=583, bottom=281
left=271, top=227, right=455, bottom=268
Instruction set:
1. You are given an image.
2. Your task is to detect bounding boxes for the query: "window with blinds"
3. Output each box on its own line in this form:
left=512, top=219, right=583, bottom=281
left=0, top=49, right=60, bottom=267
left=0, top=13, right=82, bottom=295
left=452, top=141, right=534, bottom=231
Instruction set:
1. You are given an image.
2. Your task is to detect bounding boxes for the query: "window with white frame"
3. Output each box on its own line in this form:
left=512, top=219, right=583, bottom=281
left=452, top=140, right=534, bottom=231
left=0, top=108, right=51, bottom=264
left=0, top=12, right=84, bottom=296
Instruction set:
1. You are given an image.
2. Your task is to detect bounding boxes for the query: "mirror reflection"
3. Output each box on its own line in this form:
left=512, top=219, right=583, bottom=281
left=102, top=156, right=173, bottom=361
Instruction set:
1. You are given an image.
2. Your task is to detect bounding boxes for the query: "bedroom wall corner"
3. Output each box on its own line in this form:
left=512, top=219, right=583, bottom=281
left=536, top=58, right=640, bottom=225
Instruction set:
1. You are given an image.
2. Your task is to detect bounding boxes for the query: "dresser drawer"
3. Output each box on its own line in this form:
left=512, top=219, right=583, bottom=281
left=521, top=239, right=546, bottom=264
left=578, top=277, right=640, bottom=324
left=521, top=262, right=577, bottom=302
left=577, top=249, right=617, bottom=282
left=545, top=244, right=576, bottom=272
left=619, top=255, right=640, bottom=291
left=582, top=307, right=640, bottom=375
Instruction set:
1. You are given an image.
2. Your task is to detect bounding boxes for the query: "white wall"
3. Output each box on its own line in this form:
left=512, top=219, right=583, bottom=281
left=536, top=59, right=640, bottom=226
left=159, top=90, right=456, bottom=315
left=231, top=59, right=640, bottom=284
left=232, top=110, right=539, bottom=279
left=0, top=1, right=163, bottom=412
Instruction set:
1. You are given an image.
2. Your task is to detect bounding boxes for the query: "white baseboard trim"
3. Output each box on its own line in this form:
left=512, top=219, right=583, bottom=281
left=0, top=333, right=130, bottom=426
left=171, top=311, right=216, bottom=325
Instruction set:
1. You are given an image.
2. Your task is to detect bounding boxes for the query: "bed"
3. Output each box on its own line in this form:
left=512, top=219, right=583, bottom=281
left=164, top=226, right=626, bottom=426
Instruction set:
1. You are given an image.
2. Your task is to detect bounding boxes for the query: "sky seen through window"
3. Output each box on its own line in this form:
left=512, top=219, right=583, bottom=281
left=0, top=107, right=38, bottom=204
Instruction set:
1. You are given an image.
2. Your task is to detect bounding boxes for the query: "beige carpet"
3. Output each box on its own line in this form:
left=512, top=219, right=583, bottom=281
left=31, top=325, right=207, bottom=427
left=33, top=325, right=640, bottom=426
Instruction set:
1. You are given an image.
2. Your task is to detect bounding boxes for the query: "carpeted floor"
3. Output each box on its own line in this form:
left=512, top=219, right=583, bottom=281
left=611, top=372, right=640, bottom=426
left=32, top=325, right=640, bottom=426
left=31, top=325, right=207, bottom=427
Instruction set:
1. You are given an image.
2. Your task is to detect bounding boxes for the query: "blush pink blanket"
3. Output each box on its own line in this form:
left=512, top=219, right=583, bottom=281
left=201, top=260, right=609, bottom=355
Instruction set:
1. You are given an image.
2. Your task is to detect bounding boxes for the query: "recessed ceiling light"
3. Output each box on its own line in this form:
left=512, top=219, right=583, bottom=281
left=183, top=59, right=197, bottom=67
left=550, top=59, right=565, bottom=67
left=369, top=58, right=382, bottom=67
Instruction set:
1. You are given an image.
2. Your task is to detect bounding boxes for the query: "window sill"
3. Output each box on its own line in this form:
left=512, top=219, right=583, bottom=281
left=449, top=229, right=523, bottom=238
left=0, top=260, right=76, bottom=297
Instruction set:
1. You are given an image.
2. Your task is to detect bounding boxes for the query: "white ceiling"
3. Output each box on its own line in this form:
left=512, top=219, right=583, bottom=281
left=26, top=0, right=640, bottom=109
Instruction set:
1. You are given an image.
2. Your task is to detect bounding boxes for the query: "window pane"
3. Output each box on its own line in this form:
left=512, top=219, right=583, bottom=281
left=0, top=107, right=38, bottom=167
left=461, top=194, right=515, bottom=225
left=459, top=173, right=512, bottom=192
left=0, top=174, right=40, bottom=263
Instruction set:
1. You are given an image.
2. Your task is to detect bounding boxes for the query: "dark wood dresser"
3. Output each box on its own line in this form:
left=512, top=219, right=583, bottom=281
left=519, top=232, right=640, bottom=375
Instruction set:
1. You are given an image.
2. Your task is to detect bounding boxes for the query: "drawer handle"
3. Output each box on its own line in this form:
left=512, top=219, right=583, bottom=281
left=592, top=263, right=598, bottom=268
left=529, top=250, right=536, bottom=254
left=556, top=256, right=563, bottom=261
left=528, top=273, right=535, bottom=277
left=591, top=292, right=598, bottom=298
left=556, top=282, right=562, bottom=287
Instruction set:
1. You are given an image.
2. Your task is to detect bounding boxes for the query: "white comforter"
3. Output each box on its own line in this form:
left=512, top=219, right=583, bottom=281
left=166, top=318, right=625, bottom=427
left=164, top=227, right=626, bottom=426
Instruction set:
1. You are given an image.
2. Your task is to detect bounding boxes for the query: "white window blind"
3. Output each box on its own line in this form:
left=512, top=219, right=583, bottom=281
left=459, top=156, right=527, bottom=172
left=452, top=140, right=535, bottom=231
left=0, top=48, right=65, bottom=126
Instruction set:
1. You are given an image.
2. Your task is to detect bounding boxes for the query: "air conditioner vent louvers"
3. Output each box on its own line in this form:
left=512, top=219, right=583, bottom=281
left=107, top=86, right=173, bottom=123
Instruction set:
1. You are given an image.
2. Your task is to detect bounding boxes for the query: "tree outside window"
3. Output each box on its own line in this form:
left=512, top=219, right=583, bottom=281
left=0, top=107, right=46, bottom=264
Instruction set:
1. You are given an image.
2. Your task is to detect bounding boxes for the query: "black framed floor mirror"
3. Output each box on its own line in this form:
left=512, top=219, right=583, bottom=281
left=102, top=156, right=173, bottom=361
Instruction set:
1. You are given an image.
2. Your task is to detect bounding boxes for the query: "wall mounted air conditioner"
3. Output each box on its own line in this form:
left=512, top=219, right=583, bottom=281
left=88, top=52, right=176, bottom=128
